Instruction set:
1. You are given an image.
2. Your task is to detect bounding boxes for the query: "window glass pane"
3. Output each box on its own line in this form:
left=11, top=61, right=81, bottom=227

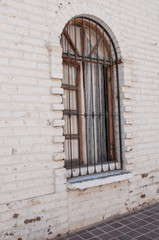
left=63, top=65, right=76, bottom=86
left=84, top=63, right=107, bottom=163
left=64, top=140, right=79, bottom=161
left=63, top=90, right=76, bottom=110
left=63, top=115, right=78, bottom=135
left=85, top=25, right=109, bottom=60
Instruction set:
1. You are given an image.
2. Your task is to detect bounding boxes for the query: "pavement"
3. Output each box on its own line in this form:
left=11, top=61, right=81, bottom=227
left=59, top=202, right=159, bottom=240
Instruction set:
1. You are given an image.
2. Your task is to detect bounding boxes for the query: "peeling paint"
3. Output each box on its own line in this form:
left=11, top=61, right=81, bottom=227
left=13, top=213, right=19, bottom=218
left=140, top=194, right=146, bottom=198
left=141, top=173, right=148, bottom=178
left=55, top=233, right=62, bottom=239
left=4, top=232, right=14, bottom=236
left=24, top=216, right=41, bottom=224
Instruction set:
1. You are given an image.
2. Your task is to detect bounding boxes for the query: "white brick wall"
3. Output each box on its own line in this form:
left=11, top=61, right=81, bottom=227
left=0, top=0, right=159, bottom=239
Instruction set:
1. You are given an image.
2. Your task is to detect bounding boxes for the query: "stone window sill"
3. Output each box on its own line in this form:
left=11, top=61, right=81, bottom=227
left=67, top=170, right=133, bottom=190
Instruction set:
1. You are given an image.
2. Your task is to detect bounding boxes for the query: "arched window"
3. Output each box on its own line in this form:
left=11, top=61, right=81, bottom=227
left=61, top=17, right=122, bottom=177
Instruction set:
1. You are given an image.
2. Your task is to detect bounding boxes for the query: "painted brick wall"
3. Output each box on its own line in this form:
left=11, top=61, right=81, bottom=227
left=0, top=0, right=159, bottom=239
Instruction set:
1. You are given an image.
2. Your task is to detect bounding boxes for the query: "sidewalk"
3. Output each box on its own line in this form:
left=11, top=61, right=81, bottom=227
left=59, top=202, right=159, bottom=240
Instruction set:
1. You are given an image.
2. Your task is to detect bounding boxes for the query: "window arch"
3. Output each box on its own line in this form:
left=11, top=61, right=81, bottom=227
left=61, top=17, right=122, bottom=177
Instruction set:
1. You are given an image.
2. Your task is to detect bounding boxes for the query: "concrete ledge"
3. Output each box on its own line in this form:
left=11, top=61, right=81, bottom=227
left=67, top=170, right=133, bottom=190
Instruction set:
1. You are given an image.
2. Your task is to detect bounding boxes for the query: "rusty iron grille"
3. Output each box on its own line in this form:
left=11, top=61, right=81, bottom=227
left=61, top=17, right=122, bottom=178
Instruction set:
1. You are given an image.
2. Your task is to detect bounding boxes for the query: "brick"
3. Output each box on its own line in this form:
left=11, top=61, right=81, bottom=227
left=123, top=118, right=133, bottom=125
left=123, top=93, right=132, bottom=99
left=53, top=152, right=65, bottom=161
left=53, top=136, right=65, bottom=143
left=51, top=87, right=64, bottom=95
left=51, top=104, right=64, bottom=111
left=124, top=132, right=134, bottom=139
left=123, top=105, right=132, bottom=112
left=53, top=119, right=65, bottom=127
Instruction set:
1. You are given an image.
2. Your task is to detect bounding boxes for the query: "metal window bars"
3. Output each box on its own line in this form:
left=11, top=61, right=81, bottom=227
left=61, top=17, right=122, bottom=178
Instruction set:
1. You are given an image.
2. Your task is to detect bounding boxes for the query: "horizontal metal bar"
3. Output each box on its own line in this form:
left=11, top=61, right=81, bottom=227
left=62, top=53, right=111, bottom=65
left=65, top=159, right=80, bottom=168
left=64, top=134, right=78, bottom=140
left=63, top=110, right=120, bottom=117
left=62, top=84, right=77, bottom=91
left=66, top=159, right=118, bottom=170
left=63, top=109, right=77, bottom=115
left=63, top=53, right=122, bottom=66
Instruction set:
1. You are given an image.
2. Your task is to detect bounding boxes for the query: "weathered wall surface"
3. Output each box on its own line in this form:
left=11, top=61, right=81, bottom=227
left=0, top=0, right=159, bottom=239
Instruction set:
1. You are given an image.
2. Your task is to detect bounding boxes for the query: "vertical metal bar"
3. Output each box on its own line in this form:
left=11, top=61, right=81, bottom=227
left=116, top=56, right=123, bottom=169
left=105, top=33, right=122, bottom=170
left=82, top=18, right=89, bottom=173
left=102, top=28, right=106, bottom=168
left=89, top=20, right=96, bottom=173
left=103, top=30, right=110, bottom=171
left=104, top=66, right=110, bottom=171
left=74, top=19, right=81, bottom=176
left=109, top=40, right=117, bottom=170
left=67, top=24, right=73, bottom=177
left=96, top=23, right=102, bottom=172
left=100, top=28, right=106, bottom=172
left=107, top=37, right=122, bottom=170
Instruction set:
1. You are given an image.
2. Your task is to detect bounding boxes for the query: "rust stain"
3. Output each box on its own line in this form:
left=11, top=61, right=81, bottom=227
left=140, top=194, right=146, bottom=198
left=141, top=173, right=148, bottom=178
left=118, top=58, right=122, bottom=64
left=150, top=176, right=154, bottom=179
left=24, top=216, right=41, bottom=224
left=13, top=213, right=19, bottom=218
left=18, top=238, right=22, bottom=240
left=55, top=233, right=62, bottom=238
left=4, top=233, right=14, bottom=236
